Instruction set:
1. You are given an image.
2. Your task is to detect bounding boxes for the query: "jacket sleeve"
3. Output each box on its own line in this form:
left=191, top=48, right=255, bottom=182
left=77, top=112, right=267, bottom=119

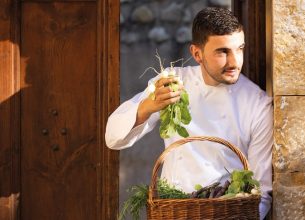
left=105, top=91, right=159, bottom=150
left=247, top=93, right=273, bottom=220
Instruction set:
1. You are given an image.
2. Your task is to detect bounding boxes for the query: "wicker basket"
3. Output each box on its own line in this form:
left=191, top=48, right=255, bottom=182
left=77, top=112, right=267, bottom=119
left=147, top=136, right=261, bottom=220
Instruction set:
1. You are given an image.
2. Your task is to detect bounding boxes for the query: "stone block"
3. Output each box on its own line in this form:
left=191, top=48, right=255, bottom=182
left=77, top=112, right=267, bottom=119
left=175, top=26, right=192, bottom=43
left=274, top=96, right=305, bottom=172
left=160, top=2, right=183, bottom=23
left=148, top=26, right=170, bottom=43
left=273, top=1, right=305, bottom=95
left=190, top=1, right=209, bottom=17
left=131, top=5, right=155, bottom=23
left=273, top=173, right=305, bottom=220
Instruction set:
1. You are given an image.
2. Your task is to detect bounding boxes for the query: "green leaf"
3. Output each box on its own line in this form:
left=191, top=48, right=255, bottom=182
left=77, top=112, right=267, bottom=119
left=219, top=193, right=236, bottom=199
left=160, top=122, right=177, bottom=139
left=231, top=170, right=242, bottom=181
left=180, top=90, right=189, bottom=105
left=180, top=105, right=191, bottom=125
left=160, top=109, right=171, bottom=126
left=158, top=81, right=192, bottom=139
left=194, top=184, right=203, bottom=191
left=227, top=180, right=246, bottom=194
left=176, top=125, right=189, bottom=138
left=248, top=179, right=260, bottom=187
left=173, top=105, right=181, bottom=125
left=169, top=83, right=179, bottom=92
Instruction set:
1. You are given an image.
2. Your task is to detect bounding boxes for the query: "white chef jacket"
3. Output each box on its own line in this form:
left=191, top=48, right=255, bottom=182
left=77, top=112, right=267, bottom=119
left=105, top=65, right=273, bottom=219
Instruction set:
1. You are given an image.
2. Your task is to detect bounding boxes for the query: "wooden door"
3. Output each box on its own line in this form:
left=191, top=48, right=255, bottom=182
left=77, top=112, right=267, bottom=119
left=233, top=0, right=268, bottom=91
left=0, top=0, right=119, bottom=219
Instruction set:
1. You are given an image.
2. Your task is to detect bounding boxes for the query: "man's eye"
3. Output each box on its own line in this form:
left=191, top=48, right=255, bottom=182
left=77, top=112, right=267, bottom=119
left=217, top=49, right=228, bottom=54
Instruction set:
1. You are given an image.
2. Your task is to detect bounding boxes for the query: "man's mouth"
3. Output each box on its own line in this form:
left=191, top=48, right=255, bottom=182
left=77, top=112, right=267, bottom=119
left=223, top=69, right=238, bottom=76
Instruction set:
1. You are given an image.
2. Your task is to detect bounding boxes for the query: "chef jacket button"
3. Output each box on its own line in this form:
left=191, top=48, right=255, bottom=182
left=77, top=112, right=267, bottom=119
left=228, top=89, right=232, bottom=93
left=195, top=81, right=199, bottom=86
left=221, top=114, right=226, bottom=118
left=178, top=156, right=183, bottom=160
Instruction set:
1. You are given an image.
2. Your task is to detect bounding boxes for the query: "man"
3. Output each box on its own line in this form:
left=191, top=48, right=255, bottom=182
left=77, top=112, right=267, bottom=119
left=106, top=7, right=272, bottom=219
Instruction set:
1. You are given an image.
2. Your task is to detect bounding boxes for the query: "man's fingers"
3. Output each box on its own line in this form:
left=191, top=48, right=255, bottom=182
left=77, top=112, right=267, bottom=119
left=163, top=96, right=181, bottom=105
left=156, top=91, right=181, bottom=101
left=155, top=77, right=177, bottom=88
left=154, top=86, right=172, bottom=96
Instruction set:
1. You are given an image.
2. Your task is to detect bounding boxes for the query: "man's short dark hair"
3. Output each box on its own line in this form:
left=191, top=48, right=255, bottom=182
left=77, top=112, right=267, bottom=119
left=192, top=7, right=243, bottom=46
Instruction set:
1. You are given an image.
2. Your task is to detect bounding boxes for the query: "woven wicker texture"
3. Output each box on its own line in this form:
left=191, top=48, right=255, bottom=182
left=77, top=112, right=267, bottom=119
left=147, top=136, right=260, bottom=220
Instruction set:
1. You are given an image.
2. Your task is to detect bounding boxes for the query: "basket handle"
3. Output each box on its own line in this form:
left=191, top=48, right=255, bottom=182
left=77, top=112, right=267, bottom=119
left=148, top=136, right=249, bottom=204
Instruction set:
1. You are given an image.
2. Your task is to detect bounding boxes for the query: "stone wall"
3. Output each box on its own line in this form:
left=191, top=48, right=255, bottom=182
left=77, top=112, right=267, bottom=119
left=273, top=0, right=305, bottom=219
left=119, top=0, right=231, bottom=219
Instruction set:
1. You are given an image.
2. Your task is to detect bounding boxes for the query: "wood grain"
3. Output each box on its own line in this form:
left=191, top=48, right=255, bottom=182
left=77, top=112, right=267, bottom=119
left=21, top=3, right=98, bottom=220
left=2, top=0, right=120, bottom=219
left=0, top=0, right=20, bottom=219
left=99, top=0, right=120, bottom=219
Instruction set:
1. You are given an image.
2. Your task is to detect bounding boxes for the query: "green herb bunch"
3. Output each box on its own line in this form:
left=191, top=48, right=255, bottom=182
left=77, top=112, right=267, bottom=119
left=119, top=178, right=188, bottom=220
left=144, top=53, right=192, bottom=139
left=159, top=79, right=191, bottom=139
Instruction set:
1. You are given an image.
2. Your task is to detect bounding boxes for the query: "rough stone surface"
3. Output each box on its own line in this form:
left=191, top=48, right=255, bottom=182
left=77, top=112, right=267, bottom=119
left=208, top=0, right=231, bottom=8
left=190, top=1, right=209, bottom=17
left=131, top=5, right=155, bottom=23
left=182, top=9, right=192, bottom=23
left=120, top=31, right=140, bottom=44
left=273, top=173, right=305, bottom=220
left=274, top=96, right=305, bottom=172
left=160, top=2, right=184, bottom=23
left=176, top=26, right=192, bottom=43
left=148, top=26, right=170, bottom=43
left=273, top=1, right=305, bottom=95
left=273, top=1, right=305, bottom=218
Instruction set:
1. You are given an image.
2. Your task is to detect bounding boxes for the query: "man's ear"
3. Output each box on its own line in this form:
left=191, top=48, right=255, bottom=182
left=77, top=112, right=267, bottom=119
left=190, top=44, right=202, bottom=64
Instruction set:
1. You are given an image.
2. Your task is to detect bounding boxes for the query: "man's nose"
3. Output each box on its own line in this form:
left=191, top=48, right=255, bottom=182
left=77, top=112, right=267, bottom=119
left=227, top=52, right=241, bottom=67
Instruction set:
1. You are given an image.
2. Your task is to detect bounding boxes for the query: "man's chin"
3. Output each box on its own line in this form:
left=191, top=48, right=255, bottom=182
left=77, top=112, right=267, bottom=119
left=223, top=75, right=240, bottom=85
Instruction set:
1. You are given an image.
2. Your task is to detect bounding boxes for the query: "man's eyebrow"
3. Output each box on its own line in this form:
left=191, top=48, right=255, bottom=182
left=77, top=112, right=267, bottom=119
left=214, top=43, right=246, bottom=52
left=214, top=47, right=230, bottom=52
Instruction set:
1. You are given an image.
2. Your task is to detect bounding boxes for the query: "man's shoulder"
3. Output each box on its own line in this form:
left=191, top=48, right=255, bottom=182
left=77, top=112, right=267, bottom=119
left=234, top=74, right=272, bottom=105
left=236, top=74, right=261, bottom=91
left=235, top=74, right=265, bottom=95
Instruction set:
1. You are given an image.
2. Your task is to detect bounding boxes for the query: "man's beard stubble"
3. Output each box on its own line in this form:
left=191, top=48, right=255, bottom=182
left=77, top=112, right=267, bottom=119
left=201, top=57, right=241, bottom=85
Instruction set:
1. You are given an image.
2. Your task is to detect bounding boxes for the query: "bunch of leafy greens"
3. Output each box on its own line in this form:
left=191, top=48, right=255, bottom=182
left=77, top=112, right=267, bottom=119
left=227, top=170, right=260, bottom=194
left=119, top=178, right=188, bottom=220
left=159, top=82, right=191, bottom=139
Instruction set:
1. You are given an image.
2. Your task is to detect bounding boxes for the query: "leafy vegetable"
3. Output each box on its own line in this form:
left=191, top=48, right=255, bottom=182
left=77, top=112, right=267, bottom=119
left=227, top=170, right=260, bottom=195
left=159, top=84, right=191, bottom=139
left=119, top=178, right=188, bottom=220
left=144, top=53, right=192, bottom=139
left=119, top=184, right=148, bottom=220
left=120, top=170, right=261, bottom=219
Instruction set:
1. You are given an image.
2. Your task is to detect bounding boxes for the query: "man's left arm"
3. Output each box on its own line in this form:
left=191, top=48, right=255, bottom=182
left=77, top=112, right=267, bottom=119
left=248, top=95, right=273, bottom=220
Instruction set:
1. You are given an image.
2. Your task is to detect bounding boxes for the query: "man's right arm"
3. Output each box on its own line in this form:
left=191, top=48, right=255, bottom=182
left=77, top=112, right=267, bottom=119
left=105, top=77, right=182, bottom=150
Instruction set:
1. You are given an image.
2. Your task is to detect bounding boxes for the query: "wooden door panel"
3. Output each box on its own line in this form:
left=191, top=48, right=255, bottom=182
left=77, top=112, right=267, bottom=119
left=0, top=0, right=20, bottom=219
left=233, top=0, right=267, bottom=90
left=21, top=3, right=97, bottom=220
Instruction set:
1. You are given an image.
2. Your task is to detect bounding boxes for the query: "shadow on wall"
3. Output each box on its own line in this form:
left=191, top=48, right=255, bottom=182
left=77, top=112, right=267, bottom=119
left=119, top=0, right=231, bottom=219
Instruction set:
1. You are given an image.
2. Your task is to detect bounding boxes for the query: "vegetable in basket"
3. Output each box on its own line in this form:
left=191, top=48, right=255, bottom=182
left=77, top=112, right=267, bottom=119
left=119, top=178, right=188, bottom=220
left=119, top=170, right=261, bottom=220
